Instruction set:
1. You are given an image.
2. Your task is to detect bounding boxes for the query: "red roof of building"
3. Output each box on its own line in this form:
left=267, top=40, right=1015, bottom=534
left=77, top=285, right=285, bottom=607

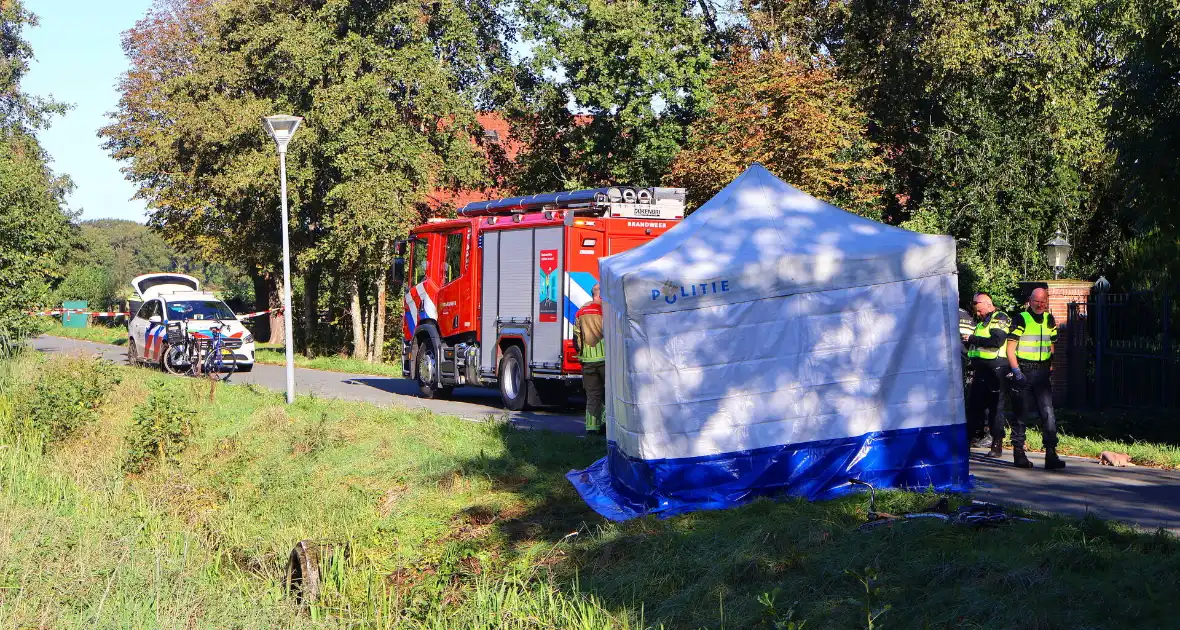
left=425, top=112, right=523, bottom=212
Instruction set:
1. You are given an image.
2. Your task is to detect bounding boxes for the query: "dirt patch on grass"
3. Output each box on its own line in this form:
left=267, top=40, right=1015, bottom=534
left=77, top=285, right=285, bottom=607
left=377, top=484, right=409, bottom=518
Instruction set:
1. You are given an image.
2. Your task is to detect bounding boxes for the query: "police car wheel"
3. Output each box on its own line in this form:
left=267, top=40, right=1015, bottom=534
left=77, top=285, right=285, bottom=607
left=499, top=345, right=528, bottom=411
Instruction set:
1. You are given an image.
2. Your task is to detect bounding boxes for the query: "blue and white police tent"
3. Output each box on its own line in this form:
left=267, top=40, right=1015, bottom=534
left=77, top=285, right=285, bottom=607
left=568, top=163, right=969, bottom=521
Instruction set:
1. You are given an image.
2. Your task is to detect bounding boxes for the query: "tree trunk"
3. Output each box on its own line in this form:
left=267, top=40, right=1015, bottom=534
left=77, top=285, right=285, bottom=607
left=251, top=271, right=275, bottom=344
left=350, top=276, right=368, bottom=360
left=373, top=265, right=388, bottom=364
left=266, top=272, right=286, bottom=346
left=363, top=302, right=372, bottom=365
left=302, top=263, right=321, bottom=358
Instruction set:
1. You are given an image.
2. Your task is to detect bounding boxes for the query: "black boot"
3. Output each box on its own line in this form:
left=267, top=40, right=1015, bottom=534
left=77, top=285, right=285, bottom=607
left=1044, top=448, right=1066, bottom=470
left=1013, top=447, right=1033, bottom=469
left=986, top=440, right=1003, bottom=458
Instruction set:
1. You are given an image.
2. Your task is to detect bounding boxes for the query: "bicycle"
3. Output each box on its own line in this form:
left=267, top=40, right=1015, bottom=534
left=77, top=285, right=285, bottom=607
left=849, top=479, right=1035, bottom=532
left=163, top=318, right=238, bottom=382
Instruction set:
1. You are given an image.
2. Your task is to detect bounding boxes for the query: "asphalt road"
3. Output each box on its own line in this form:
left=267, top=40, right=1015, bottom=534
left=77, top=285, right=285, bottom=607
left=31, top=335, right=585, bottom=434
left=31, top=335, right=1180, bottom=532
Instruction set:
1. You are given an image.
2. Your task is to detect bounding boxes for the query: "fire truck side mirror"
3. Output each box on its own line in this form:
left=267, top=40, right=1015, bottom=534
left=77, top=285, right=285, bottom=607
left=392, top=257, right=406, bottom=288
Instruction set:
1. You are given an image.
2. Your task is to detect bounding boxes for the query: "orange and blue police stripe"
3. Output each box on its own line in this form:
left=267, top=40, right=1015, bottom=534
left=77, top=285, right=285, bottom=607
left=143, top=323, right=168, bottom=362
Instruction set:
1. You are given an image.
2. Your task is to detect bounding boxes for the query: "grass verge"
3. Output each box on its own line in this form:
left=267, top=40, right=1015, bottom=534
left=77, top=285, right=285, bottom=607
left=39, top=319, right=128, bottom=345
left=995, top=409, right=1180, bottom=469
left=254, top=344, right=403, bottom=377
left=3, top=351, right=1180, bottom=628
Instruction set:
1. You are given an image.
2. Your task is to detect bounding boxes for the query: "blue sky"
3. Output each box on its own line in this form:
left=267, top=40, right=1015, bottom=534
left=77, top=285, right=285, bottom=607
left=23, top=0, right=154, bottom=223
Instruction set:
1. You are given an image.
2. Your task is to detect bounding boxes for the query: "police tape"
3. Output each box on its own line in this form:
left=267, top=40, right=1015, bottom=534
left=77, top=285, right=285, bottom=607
left=236, top=307, right=284, bottom=320
left=27, top=309, right=129, bottom=317
left=28, top=307, right=282, bottom=319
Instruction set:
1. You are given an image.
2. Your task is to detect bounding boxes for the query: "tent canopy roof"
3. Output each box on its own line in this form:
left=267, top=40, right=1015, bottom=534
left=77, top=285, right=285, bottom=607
left=600, top=164, right=956, bottom=316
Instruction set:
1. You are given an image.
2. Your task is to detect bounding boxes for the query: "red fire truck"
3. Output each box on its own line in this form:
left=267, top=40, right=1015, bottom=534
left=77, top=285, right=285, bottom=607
left=394, top=186, right=685, bottom=410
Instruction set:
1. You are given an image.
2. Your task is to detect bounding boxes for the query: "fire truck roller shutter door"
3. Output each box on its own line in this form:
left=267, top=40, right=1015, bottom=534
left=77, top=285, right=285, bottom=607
left=480, top=230, right=501, bottom=373
left=497, top=230, right=534, bottom=324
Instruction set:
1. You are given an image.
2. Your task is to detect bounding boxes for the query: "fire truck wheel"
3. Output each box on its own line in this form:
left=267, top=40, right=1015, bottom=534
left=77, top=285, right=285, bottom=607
left=498, top=345, right=529, bottom=411
left=416, top=341, right=453, bottom=399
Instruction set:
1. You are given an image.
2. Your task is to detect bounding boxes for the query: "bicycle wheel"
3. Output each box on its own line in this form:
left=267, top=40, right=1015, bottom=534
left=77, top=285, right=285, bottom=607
left=203, top=347, right=236, bottom=382
left=163, top=344, right=189, bottom=376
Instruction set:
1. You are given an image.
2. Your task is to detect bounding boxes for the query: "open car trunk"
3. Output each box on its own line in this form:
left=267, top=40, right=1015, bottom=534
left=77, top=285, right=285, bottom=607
left=131, top=273, right=201, bottom=299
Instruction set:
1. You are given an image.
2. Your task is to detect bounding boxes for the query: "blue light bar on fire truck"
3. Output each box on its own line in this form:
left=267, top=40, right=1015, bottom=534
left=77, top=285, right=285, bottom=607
left=458, top=186, right=686, bottom=220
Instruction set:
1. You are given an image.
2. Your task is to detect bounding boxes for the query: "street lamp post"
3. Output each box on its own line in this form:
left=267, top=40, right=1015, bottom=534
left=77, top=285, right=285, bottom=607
left=262, top=114, right=303, bottom=404
left=1044, top=229, right=1072, bottom=280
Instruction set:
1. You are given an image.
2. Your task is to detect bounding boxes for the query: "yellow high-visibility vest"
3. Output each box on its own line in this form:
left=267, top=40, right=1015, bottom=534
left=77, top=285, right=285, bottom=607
left=1014, top=311, right=1055, bottom=361
left=968, top=313, right=1010, bottom=360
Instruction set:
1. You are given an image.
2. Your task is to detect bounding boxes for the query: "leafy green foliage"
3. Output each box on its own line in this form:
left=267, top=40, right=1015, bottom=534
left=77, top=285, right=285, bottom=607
left=102, top=0, right=511, bottom=353
left=55, top=219, right=252, bottom=308
left=7, top=355, right=121, bottom=445
left=509, top=0, right=716, bottom=190
left=0, top=3, right=75, bottom=340
left=1106, top=0, right=1180, bottom=288
left=123, top=389, right=197, bottom=473
left=0, top=133, right=75, bottom=339
left=666, top=50, right=886, bottom=217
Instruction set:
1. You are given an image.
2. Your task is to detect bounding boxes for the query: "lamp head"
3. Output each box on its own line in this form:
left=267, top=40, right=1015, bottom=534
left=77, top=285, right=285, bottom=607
left=262, top=114, right=303, bottom=152
left=1044, top=229, right=1071, bottom=279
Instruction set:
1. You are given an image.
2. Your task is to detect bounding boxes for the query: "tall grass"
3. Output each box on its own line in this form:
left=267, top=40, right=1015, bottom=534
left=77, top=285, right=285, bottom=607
left=2, top=352, right=1180, bottom=628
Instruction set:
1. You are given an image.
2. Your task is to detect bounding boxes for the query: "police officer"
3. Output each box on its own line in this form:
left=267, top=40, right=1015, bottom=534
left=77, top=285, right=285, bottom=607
left=1006, top=287, right=1064, bottom=469
left=958, top=305, right=975, bottom=395
left=574, top=284, right=606, bottom=435
left=964, top=293, right=1010, bottom=457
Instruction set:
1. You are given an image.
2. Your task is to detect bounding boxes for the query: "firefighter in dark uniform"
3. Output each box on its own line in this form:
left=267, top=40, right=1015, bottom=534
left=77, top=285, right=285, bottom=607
left=1006, top=287, right=1064, bottom=469
left=963, top=293, right=1011, bottom=456
left=574, top=284, right=606, bottom=435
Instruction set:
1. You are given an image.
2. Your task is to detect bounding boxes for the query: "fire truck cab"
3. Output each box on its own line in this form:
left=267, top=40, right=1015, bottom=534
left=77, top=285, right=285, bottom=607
left=394, top=186, right=684, bottom=411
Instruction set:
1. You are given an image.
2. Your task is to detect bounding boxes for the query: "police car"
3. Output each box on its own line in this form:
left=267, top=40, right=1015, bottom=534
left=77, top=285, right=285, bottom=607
left=126, top=273, right=255, bottom=373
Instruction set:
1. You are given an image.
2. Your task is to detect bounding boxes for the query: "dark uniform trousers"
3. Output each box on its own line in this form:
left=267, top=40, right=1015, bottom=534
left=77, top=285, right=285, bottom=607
left=1010, top=360, right=1057, bottom=450
left=967, top=358, right=1008, bottom=442
left=581, top=361, right=606, bottom=429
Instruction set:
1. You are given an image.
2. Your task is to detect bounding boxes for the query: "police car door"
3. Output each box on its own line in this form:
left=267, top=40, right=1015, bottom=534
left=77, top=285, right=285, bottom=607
left=131, top=300, right=158, bottom=361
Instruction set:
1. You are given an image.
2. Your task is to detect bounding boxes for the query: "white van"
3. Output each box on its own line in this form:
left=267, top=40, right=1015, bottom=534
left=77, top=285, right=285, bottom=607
left=126, top=273, right=256, bottom=372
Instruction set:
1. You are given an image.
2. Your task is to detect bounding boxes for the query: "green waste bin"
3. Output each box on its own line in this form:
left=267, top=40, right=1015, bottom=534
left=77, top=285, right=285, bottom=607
left=62, top=300, right=89, bottom=329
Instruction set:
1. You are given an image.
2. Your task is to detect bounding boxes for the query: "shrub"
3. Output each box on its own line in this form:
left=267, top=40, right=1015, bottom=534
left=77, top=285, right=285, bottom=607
left=8, top=356, right=121, bottom=444
left=124, top=389, right=197, bottom=474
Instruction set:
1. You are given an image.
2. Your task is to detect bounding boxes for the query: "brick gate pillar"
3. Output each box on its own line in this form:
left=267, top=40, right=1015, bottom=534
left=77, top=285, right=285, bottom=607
left=1018, top=280, right=1093, bottom=405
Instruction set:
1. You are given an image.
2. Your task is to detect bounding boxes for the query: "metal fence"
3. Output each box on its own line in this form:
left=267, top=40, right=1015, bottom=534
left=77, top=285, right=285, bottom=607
left=1067, top=292, right=1180, bottom=409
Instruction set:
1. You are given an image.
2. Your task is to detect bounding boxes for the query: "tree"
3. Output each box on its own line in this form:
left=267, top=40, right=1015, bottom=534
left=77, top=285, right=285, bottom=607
left=1106, top=0, right=1180, bottom=288
left=509, top=0, right=717, bottom=191
left=665, top=50, right=886, bottom=217
left=55, top=219, right=252, bottom=309
left=0, top=1, right=75, bottom=341
left=103, top=0, right=509, bottom=356
left=822, top=0, right=1120, bottom=300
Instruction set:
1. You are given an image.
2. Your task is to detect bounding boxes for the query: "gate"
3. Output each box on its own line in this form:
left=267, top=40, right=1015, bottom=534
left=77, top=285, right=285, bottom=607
left=1067, top=292, right=1180, bottom=409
